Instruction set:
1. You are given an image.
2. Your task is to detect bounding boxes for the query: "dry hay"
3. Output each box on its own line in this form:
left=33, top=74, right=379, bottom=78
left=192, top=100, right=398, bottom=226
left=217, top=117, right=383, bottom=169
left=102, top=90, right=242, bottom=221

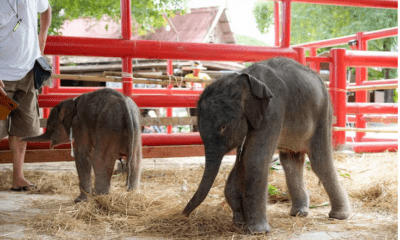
left=3, top=151, right=398, bottom=239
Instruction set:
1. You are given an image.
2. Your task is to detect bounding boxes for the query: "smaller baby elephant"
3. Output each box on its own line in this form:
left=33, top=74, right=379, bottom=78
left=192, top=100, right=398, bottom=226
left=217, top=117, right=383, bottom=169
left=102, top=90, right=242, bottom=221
left=24, top=88, right=142, bottom=203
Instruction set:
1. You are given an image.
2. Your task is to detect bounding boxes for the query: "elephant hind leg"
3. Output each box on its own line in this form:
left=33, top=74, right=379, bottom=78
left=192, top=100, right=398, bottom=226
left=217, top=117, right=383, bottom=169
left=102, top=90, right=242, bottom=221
left=308, top=121, right=350, bottom=220
left=279, top=151, right=309, bottom=217
left=92, top=152, right=116, bottom=195
left=74, top=146, right=92, bottom=203
left=126, top=143, right=142, bottom=191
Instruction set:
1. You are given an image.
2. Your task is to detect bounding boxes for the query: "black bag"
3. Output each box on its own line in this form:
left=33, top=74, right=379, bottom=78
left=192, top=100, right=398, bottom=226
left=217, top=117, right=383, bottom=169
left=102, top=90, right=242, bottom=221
left=33, top=57, right=52, bottom=89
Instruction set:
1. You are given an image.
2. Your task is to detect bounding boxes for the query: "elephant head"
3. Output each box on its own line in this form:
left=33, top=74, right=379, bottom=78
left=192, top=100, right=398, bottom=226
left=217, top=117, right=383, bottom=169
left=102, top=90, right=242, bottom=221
left=182, top=72, right=273, bottom=217
left=23, top=99, right=77, bottom=149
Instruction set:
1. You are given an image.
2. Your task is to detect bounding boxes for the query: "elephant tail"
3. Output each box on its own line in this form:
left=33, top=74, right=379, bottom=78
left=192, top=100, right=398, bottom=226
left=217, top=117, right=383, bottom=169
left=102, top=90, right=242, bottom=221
left=123, top=97, right=141, bottom=190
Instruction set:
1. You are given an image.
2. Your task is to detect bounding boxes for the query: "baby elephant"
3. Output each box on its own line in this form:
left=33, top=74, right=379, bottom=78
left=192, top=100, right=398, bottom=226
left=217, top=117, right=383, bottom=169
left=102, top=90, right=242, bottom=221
left=24, top=88, right=142, bottom=203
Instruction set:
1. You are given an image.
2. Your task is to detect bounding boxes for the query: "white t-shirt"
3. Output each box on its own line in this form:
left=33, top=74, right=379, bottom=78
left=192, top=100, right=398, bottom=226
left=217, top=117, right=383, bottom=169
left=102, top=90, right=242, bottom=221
left=0, top=0, right=49, bottom=81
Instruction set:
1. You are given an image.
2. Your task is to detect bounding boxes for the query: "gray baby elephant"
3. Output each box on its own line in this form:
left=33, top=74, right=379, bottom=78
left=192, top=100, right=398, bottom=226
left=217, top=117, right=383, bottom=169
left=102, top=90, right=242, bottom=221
left=24, top=88, right=142, bottom=203
left=182, top=58, right=350, bottom=233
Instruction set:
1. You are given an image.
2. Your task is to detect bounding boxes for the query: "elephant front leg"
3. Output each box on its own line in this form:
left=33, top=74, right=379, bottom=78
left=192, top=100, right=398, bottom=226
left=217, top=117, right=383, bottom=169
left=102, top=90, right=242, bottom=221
left=279, top=151, right=309, bottom=217
left=225, top=149, right=245, bottom=225
left=74, top=148, right=92, bottom=203
left=241, top=127, right=281, bottom=233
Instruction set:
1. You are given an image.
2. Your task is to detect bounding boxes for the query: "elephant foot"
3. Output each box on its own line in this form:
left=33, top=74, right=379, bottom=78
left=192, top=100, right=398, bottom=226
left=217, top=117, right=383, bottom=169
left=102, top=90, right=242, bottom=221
left=74, top=193, right=88, bottom=203
left=329, top=210, right=349, bottom=220
left=244, top=221, right=271, bottom=234
left=290, top=207, right=309, bottom=217
left=232, top=212, right=245, bottom=226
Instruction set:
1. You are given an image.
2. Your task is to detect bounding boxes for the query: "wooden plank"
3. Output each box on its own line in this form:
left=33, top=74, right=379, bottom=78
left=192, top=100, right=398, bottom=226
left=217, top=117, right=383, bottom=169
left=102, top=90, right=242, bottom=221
left=39, top=117, right=198, bottom=128
left=0, top=145, right=237, bottom=164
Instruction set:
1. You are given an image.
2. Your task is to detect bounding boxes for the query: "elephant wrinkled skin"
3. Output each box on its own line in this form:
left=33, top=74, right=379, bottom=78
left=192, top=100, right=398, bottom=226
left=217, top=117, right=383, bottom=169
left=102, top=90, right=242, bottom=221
left=23, top=89, right=142, bottom=203
left=182, top=58, right=350, bottom=233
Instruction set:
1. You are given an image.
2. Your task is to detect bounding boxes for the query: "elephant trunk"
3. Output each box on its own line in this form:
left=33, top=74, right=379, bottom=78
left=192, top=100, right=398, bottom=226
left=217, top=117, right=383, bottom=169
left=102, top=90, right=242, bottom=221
left=22, top=131, right=52, bottom=142
left=182, top=151, right=224, bottom=217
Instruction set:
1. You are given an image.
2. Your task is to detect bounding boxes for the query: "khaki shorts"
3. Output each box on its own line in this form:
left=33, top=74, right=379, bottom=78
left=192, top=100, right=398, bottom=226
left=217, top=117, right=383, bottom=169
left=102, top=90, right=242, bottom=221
left=0, top=70, right=41, bottom=139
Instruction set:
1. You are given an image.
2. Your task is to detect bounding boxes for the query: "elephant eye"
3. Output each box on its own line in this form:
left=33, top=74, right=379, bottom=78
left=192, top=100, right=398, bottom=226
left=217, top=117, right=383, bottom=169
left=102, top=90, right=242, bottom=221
left=220, top=125, right=227, bottom=133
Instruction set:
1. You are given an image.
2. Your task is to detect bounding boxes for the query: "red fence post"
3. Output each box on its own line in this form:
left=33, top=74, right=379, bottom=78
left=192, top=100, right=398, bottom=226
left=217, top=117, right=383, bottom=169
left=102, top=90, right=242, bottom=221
left=167, top=59, right=173, bottom=134
left=355, top=32, right=368, bottom=142
left=309, top=47, right=317, bottom=71
left=121, top=0, right=133, bottom=96
left=52, top=55, right=60, bottom=89
left=281, top=0, right=291, bottom=48
left=293, top=47, right=306, bottom=65
left=329, top=49, right=347, bottom=147
left=274, top=1, right=280, bottom=47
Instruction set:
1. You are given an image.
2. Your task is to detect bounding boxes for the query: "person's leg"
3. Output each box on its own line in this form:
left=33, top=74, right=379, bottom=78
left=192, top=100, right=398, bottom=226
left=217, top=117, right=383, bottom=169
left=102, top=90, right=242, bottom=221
left=6, top=70, right=40, bottom=189
left=9, top=136, right=33, bottom=188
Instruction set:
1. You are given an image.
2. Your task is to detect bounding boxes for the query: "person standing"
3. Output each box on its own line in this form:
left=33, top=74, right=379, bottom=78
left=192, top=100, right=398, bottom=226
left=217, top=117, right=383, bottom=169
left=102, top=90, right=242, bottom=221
left=0, top=0, right=52, bottom=191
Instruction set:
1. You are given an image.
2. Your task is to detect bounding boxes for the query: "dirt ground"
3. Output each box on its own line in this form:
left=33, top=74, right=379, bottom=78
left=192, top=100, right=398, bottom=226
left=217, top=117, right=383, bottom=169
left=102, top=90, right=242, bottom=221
left=0, top=151, right=398, bottom=240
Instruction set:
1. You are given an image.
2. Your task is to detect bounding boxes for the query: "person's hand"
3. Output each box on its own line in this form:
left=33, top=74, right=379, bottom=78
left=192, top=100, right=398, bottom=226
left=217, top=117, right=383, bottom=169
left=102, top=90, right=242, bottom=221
left=0, top=79, right=6, bottom=96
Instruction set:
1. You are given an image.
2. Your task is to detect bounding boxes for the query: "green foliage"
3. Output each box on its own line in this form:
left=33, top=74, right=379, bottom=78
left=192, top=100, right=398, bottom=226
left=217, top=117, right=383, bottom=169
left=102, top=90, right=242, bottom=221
left=253, top=3, right=398, bottom=88
left=46, top=0, right=186, bottom=35
left=253, top=2, right=274, bottom=34
left=268, top=184, right=279, bottom=196
left=235, top=34, right=266, bottom=46
left=290, top=4, right=398, bottom=48
left=394, top=89, right=398, bottom=103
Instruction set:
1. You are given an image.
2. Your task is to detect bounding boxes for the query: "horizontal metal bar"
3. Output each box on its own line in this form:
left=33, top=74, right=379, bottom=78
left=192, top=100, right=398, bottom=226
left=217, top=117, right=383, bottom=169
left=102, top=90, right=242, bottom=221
left=347, top=142, right=398, bottom=153
left=292, top=35, right=355, bottom=49
left=346, top=136, right=398, bottom=142
left=346, top=114, right=398, bottom=123
left=362, top=27, right=398, bottom=41
left=293, top=27, right=398, bottom=49
left=348, top=79, right=398, bottom=86
left=39, top=117, right=198, bottom=128
left=345, top=50, right=398, bottom=68
left=347, top=103, right=398, bottom=114
left=0, top=145, right=237, bottom=163
left=288, top=0, right=398, bottom=9
left=38, top=94, right=199, bottom=108
left=47, top=87, right=203, bottom=95
left=45, top=36, right=298, bottom=62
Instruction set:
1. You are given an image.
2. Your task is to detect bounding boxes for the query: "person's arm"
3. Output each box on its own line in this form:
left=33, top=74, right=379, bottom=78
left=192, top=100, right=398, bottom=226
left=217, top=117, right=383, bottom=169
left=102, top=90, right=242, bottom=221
left=38, top=5, right=52, bottom=55
left=0, top=80, right=6, bottom=96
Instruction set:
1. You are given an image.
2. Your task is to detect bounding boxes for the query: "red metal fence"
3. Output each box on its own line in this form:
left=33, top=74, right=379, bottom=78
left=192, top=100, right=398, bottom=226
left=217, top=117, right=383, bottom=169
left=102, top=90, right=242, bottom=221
left=0, top=0, right=398, bottom=163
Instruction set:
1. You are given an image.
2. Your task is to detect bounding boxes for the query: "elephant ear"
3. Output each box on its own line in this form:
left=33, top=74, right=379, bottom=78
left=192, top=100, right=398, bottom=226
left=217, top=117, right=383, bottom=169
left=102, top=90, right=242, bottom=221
left=239, top=73, right=273, bottom=129
left=58, top=99, right=78, bottom=133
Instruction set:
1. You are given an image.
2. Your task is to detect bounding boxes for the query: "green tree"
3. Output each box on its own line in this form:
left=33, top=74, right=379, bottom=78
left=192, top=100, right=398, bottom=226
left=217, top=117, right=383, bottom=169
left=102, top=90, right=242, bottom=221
left=46, top=0, right=187, bottom=35
left=253, top=1, right=274, bottom=34
left=254, top=3, right=398, bottom=101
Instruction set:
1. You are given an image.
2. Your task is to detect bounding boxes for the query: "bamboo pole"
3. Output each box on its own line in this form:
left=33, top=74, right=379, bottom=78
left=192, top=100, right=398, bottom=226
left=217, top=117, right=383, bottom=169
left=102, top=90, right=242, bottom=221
left=51, top=73, right=213, bottom=85
left=103, top=71, right=214, bottom=83
left=333, top=127, right=398, bottom=133
left=51, top=74, right=121, bottom=82
left=347, top=84, right=398, bottom=91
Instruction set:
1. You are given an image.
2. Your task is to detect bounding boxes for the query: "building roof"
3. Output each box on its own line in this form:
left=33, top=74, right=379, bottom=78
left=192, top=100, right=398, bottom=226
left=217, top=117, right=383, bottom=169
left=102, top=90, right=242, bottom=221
left=60, top=6, right=235, bottom=44
left=140, top=6, right=235, bottom=44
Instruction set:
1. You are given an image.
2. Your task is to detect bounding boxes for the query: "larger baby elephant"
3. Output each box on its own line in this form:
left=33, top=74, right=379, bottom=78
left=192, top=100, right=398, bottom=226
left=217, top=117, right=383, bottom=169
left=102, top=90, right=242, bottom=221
left=182, top=58, right=350, bottom=233
left=24, top=88, right=142, bottom=203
